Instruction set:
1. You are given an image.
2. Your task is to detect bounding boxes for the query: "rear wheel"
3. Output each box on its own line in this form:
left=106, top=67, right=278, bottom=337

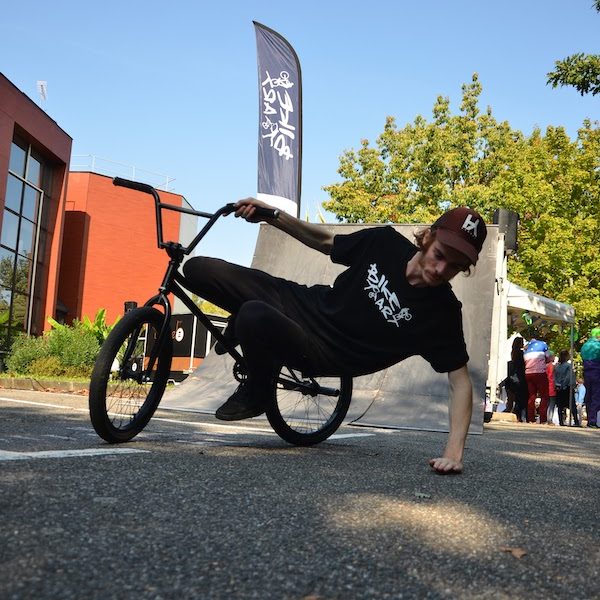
left=266, top=367, right=352, bottom=446
left=89, top=307, right=173, bottom=443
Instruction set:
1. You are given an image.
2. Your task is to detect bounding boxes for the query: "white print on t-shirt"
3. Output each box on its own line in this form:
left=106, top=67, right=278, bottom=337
left=364, top=263, right=412, bottom=327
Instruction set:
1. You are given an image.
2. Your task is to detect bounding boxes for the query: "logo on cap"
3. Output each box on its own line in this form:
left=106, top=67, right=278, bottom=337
left=461, top=214, right=480, bottom=238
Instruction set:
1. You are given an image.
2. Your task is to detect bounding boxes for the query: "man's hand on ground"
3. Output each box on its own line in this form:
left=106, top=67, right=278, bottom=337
left=429, top=456, right=463, bottom=474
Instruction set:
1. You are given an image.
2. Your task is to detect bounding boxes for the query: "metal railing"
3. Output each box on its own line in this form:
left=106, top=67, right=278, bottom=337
left=70, top=155, right=176, bottom=192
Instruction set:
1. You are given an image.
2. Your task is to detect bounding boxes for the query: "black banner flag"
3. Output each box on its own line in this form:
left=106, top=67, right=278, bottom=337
left=254, top=21, right=302, bottom=217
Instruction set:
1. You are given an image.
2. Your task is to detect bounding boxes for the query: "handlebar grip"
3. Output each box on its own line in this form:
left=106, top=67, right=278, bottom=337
left=253, top=206, right=280, bottom=220
left=221, top=203, right=279, bottom=219
left=113, top=177, right=156, bottom=195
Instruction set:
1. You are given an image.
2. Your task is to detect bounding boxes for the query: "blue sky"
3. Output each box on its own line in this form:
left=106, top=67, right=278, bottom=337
left=1, top=0, right=598, bottom=265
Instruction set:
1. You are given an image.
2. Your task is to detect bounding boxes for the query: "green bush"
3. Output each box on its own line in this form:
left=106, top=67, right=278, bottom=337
left=27, top=356, right=93, bottom=379
left=28, top=355, right=65, bottom=377
left=5, top=321, right=100, bottom=377
left=49, top=308, right=118, bottom=346
left=46, top=322, right=99, bottom=369
left=5, top=334, right=47, bottom=374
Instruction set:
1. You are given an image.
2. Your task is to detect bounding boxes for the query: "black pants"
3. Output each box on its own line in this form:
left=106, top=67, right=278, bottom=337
left=556, top=387, right=578, bottom=426
left=182, top=257, right=334, bottom=391
left=513, top=387, right=528, bottom=422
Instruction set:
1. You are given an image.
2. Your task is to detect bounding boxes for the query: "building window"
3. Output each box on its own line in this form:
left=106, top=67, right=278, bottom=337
left=0, top=137, right=51, bottom=354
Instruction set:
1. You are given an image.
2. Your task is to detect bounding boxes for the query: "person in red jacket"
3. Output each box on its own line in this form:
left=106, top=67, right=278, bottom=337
left=523, top=338, right=552, bottom=424
left=546, top=351, right=557, bottom=425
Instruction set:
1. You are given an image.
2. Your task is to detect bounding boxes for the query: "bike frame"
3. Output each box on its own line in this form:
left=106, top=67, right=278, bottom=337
left=113, top=177, right=246, bottom=378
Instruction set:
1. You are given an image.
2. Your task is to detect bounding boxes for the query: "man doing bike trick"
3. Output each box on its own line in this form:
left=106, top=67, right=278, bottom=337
left=183, top=199, right=487, bottom=475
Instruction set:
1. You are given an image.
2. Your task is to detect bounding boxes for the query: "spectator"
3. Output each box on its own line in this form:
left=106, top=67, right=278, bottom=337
left=503, top=336, right=527, bottom=422
left=554, top=349, right=578, bottom=426
left=574, top=379, right=586, bottom=425
left=580, top=327, right=600, bottom=429
left=524, top=338, right=552, bottom=424
left=546, top=351, right=557, bottom=425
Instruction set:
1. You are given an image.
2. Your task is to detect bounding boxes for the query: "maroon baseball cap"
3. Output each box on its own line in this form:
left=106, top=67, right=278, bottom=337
left=432, top=207, right=487, bottom=265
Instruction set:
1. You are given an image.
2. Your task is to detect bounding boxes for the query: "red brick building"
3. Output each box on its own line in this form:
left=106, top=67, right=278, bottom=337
left=0, top=72, right=72, bottom=355
left=57, top=171, right=190, bottom=326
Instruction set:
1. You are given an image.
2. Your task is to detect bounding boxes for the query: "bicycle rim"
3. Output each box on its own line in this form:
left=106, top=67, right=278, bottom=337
left=89, top=307, right=172, bottom=442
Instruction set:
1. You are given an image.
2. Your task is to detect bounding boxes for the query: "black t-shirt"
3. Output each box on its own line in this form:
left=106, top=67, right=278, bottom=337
left=285, top=226, right=468, bottom=375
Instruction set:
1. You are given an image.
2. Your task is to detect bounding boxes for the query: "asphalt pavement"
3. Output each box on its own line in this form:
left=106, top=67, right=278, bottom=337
left=0, top=388, right=598, bottom=600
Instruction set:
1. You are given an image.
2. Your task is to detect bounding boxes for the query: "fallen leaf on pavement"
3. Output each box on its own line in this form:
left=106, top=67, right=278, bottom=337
left=500, top=546, right=527, bottom=559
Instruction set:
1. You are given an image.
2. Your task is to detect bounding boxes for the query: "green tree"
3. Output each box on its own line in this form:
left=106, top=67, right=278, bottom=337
left=322, top=75, right=600, bottom=346
left=324, top=75, right=515, bottom=224
left=546, top=1, right=600, bottom=96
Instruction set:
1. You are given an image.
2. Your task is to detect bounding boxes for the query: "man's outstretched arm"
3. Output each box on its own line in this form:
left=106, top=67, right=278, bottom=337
left=234, top=197, right=334, bottom=255
left=429, top=365, right=473, bottom=474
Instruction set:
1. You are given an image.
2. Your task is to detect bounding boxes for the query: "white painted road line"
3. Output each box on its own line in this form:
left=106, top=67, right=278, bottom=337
left=329, top=433, right=375, bottom=439
left=152, top=418, right=375, bottom=439
left=1, top=396, right=378, bottom=441
left=0, top=397, right=274, bottom=433
left=0, top=397, right=88, bottom=412
left=151, top=416, right=275, bottom=434
left=0, top=448, right=149, bottom=461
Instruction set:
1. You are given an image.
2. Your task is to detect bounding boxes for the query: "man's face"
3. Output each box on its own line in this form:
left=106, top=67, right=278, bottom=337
left=417, top=234, right=471, bottom=287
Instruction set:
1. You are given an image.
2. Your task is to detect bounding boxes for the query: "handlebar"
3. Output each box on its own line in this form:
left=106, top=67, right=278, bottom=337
left=113, top=178, right=279, bottom=220
left=112, top=177, right=280, bottom=254
left=113, top=177, right=157, bottom=195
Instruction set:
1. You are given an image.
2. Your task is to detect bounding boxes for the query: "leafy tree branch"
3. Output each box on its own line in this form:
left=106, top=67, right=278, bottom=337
left=546, top=1, right=600, bottom=96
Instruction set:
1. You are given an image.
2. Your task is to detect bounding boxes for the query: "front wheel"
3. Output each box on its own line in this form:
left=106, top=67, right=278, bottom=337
left=266, top=367, right=352, bottom=446
left=89, top=307, right=173, bottom=443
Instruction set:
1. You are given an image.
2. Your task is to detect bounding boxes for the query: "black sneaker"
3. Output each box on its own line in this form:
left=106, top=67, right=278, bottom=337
left=215, top=384, right=266, bottom=421
left=214, top=319, right=237, bottom=355
left=586, top=423, right=599, bottom=429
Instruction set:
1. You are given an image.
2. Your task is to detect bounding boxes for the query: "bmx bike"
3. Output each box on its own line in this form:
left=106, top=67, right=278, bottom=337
left=88, top=177, right=353, bottom=446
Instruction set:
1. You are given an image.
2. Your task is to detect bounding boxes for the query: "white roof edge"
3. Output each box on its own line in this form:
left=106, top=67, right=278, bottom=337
left=506, top=281, right=575, bottom=324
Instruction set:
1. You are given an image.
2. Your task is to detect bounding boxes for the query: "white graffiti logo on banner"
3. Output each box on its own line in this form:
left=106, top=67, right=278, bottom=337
left=364, top=263, right=412, bottom=327
left=261, top=70, right=295, bottom=160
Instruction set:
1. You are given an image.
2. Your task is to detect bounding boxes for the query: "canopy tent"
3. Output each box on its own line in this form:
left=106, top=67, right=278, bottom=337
left=492, top=281, right=577, bottom=419
left=487, top=273, right=576, bottom=401
left=506, top=281, right=575, bottom=330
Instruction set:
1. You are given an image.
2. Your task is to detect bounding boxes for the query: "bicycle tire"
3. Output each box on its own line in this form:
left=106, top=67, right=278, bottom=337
left=89, top=307, right=173, bottom=443
left=266, top=367, right=353, bottom=446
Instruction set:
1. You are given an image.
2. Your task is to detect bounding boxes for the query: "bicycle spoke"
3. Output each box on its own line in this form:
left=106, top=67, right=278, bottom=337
left=276, top=374, right=340, bottom=433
